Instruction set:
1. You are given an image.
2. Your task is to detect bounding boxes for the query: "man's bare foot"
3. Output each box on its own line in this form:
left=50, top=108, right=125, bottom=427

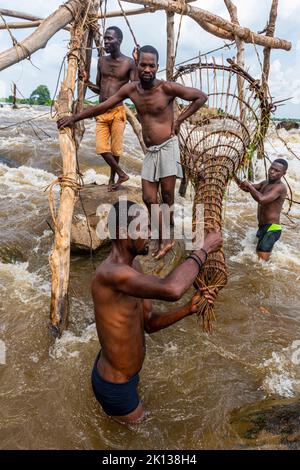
left=107, top=179, right=115, bottom=192
left=111, top=174, right=129, bottom=191
left=154, top=240, right=175, bottom=260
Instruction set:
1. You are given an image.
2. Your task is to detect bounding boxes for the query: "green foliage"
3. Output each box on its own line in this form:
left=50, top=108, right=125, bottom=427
left=29, top=85, right=51, bottom=105
left=245, top=142, right=256, bottom=181
left=0, top=96, right=53, bottom=106
left=246, top=142, right=256, bottom=161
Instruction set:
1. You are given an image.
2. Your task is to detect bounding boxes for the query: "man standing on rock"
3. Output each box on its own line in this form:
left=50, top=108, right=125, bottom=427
left=83, top=26, right=136, bottom=191
left=58, top=45, right=207, bottom=259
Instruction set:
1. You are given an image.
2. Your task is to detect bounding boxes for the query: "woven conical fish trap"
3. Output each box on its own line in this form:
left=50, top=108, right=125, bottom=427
left=175, top=58, right=270, bottom=332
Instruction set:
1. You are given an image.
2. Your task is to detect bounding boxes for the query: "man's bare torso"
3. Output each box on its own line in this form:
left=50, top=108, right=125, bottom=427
left=98, top=54, right=135, bottom=107
left=127, top=80, right=175, bottom=147
left=91, top=258, right=146, bottom=383
left=258, top=180, right=287, bottom=225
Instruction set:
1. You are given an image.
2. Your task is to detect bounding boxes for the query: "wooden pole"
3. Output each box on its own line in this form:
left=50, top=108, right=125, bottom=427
left=0, top=9, right=42, bottom=21
left=125, top=0, right=292, bottom=50
left=0, top=7, right=160, bottom=30
left=0, top=0, right=82, bottom=72
left=0, top=1, right=291, bottom=74
left=12, top=83, right=17, bottom=109
left=257, top=0, right=279, bottom=159
left=166, top=11, right=175, bottom=81
left=262, top=0, right=279, bottom=93
left=0, top=21, right=71, bottom=32
left=224, top=1, right=245, bottom=121
left=0, top=21, right=43, bottom=30
left=166, top=8, right=187, bottom=197
left=49, top=1, right=96, bottom=335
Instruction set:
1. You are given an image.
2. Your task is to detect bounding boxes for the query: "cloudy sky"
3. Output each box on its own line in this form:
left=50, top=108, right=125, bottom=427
left=1, top=0, right=299, bottom=118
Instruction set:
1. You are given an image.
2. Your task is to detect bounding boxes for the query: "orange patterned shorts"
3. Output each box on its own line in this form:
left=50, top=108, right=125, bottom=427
left=95, top=105, right=126, bottom=156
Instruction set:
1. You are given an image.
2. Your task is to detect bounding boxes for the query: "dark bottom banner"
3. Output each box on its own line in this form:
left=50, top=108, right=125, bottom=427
left=0, top=450, right=294, bottom=465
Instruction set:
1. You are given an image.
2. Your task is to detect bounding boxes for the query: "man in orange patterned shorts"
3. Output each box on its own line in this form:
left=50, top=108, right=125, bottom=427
left=84, top=26, right=136, bottom=190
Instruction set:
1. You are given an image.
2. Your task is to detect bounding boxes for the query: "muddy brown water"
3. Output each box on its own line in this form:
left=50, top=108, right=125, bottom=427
left=0, top=106, right=299, bottom=449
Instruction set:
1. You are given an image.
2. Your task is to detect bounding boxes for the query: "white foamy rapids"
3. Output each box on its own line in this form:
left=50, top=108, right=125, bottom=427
left=32, top=229, right=53, bottom=254
left=0, top=106, right=54, bottom=148
left=81, top=168, right=109, bottom=186
left=0, top=133, right=36, bottom=149
left=268, top=128, right=300, bottom=148
left=0, top=104, right=50, bottom=121
left=0, top=164, right=56, bottom=193
left=229, top=227, right=300, bottom=274
left=82, top=168, right=142, bottom=188
left=260, top=341, right=300, bottom=398
left=0, top=261, right=50, bottom=304
left=225, top=152, right=300, bottom=272
left=265, top=129, right=300, bottom=209
left=49, top=323, right=97, bottom=359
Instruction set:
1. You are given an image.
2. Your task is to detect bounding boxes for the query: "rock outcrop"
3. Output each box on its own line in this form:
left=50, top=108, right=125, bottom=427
left=70, top=183, right=143, bottom=253
left=70, top=183, right=186, bottom=275
left=276, top=120, right=299, bottom=131
left=230, top=397, right=300, bottom=449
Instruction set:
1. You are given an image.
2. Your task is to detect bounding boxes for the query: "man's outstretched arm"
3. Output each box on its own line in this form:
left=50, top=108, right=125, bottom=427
left=57, top=83, right=132, bottom=129
left=102, top=231, right=222, bottom=302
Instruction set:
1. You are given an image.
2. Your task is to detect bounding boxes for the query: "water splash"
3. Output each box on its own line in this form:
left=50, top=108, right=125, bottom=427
left=260, top=342, right=300, bottom=398
left=49, top=323, right=97, bottom=360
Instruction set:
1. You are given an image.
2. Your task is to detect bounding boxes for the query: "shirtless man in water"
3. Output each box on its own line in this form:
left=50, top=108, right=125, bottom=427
left=239, top=158, right=288, bottom=261
left=83, top=26, right=136, bottom=191
left=90, top=200, right=222, bottom=424
left=58, top=45, right=207, bottom=259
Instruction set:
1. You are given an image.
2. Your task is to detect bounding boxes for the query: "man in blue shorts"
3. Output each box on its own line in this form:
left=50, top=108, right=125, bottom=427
left=239, top=158, right=288, bottom=261
left=91, top=200, right=222, bottom=424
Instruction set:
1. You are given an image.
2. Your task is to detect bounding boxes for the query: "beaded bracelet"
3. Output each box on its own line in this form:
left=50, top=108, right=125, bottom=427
left=199, top=247, right=208, bottom=262
left=186, top=254, right=203, bottom=274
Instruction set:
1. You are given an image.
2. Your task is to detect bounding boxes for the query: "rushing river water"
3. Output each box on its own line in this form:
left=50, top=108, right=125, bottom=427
left=0, top=105, right=299, bottom=449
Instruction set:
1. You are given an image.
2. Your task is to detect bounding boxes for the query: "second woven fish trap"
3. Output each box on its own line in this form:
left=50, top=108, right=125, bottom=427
left=174, top=58, right=270, bottom=331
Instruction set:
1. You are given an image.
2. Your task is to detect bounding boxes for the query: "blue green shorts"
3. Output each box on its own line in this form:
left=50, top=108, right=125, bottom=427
left=256, top=223, right=282, bottom=253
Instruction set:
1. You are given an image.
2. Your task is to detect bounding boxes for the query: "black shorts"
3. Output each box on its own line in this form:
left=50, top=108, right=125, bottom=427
left=91, top=352, right=140, bottom=417
left=256, top=224, right=282, bottom=253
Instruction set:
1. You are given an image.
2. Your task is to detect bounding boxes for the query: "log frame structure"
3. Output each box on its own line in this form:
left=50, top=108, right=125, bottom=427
left=49, top=0, right=98, bottom=334
left=0, top=0, right=292, bottom=335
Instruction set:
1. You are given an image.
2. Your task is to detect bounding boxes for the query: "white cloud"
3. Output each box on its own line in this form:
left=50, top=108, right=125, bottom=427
left=270, top=59, right=282, bottom=74
left=277, top=0, right=300, bottom=20
left=0, top=0, right=62, bottom=18
left=269, top=60, right=300, bottom=105
left=37, top=42, right=68, bottom=68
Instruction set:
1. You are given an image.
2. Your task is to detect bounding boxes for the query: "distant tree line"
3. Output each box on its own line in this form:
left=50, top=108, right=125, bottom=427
left=0, top=84, right=98, bottom=106
left=0, top=85, right=52, bottom=105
